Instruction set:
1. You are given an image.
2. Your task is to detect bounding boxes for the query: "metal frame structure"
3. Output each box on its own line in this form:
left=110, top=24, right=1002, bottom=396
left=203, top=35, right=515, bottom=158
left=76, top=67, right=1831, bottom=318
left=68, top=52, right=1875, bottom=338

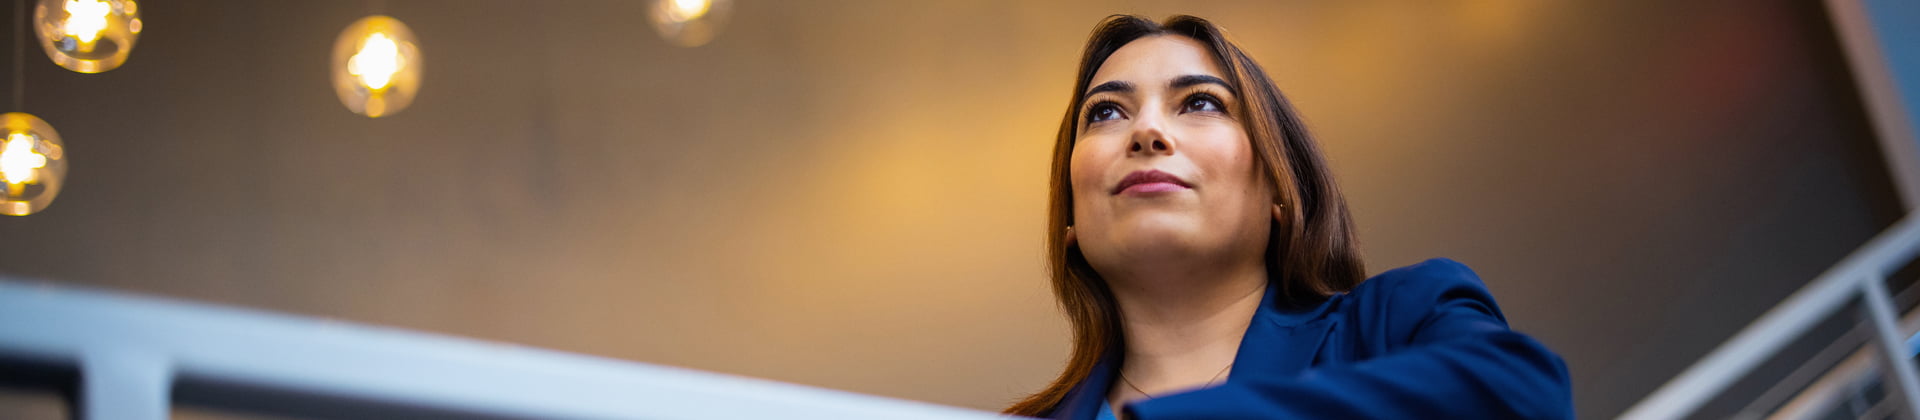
left=1620, top=213, right=1920, bottom=419
left=0, top=279, right=1010, bottom=420
left=1830, top=0, right=1920, bottom=209
left=1621, top=0, right=1920, bottom=418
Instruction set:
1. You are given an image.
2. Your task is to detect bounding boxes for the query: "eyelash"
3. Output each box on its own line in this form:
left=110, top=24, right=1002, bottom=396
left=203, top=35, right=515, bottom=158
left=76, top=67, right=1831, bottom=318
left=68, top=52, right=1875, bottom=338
left=1085, top=100, right=1124, bottom=123
left=1183, top=92, right=1226, bottom=113
left=1082, top=92, right=1229, bottom=125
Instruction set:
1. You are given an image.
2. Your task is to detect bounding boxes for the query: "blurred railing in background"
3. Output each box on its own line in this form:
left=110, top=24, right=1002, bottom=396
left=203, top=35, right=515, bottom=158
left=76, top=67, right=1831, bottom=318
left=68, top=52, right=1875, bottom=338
left=1622, top=0, right=1920, bottom=418
left=1622, top=213, right=1920, bottom=419
left=0, top=279, right=1009, bottom=420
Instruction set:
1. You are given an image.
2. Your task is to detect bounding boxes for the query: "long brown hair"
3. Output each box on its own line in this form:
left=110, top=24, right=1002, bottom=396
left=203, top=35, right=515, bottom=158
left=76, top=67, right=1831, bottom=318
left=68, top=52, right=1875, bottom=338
left=1005, top=15, right=1366, bottom=416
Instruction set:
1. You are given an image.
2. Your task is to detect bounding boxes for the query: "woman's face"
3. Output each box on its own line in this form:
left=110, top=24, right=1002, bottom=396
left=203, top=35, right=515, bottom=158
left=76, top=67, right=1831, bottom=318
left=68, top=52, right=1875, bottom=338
left=1070, top=35, right=1274, bottom=283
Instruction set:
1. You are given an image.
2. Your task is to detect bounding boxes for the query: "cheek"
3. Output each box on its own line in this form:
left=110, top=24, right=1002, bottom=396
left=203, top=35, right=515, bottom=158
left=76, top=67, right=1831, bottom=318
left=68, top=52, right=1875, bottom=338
left=1067, top=142, right=1103, bottom=219
left=1190, top=126, right=1270, bottom=209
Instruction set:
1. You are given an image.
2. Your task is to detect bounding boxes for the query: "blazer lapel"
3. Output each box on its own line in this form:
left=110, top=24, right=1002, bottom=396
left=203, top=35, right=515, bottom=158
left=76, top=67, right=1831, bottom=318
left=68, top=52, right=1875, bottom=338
left=1051, top=284, right=1340, bottom=419
left=1230, top=284, right=1339, bottom=380
left=1049, top=352, right=1118, bottom=420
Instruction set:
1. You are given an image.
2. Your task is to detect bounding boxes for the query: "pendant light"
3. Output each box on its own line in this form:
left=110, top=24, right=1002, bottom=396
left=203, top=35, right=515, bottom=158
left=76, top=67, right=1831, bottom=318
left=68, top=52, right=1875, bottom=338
left=331, top=15, right=421, bottom=118
left=32, top=0, right=140, bottom=73
left=0, top=113, right=66, bottom=216
left=5, top=0, right=68, bottom=216
left=648, top=0, right=731, bottom=47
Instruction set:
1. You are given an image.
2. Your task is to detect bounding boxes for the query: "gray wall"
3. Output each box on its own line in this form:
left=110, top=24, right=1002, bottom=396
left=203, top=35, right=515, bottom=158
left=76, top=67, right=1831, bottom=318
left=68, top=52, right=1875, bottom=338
left=0, top=1, right=1900, bottom=418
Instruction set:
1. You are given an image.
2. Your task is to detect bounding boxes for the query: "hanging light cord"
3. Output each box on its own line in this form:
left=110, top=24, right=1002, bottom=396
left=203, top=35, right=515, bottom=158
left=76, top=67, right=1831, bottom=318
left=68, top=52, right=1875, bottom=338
left=12, top=0, right=24, bottom=111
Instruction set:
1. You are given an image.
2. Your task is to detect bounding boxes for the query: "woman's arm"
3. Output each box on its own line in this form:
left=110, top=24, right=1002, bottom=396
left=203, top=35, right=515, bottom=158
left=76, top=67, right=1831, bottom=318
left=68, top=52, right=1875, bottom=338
left=1124, top=260, right=1575, bottom=419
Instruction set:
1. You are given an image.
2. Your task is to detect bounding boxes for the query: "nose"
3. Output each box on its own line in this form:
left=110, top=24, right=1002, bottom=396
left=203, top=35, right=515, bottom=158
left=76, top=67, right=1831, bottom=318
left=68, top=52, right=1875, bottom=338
left=1128, top=114, right=1177, bottom=156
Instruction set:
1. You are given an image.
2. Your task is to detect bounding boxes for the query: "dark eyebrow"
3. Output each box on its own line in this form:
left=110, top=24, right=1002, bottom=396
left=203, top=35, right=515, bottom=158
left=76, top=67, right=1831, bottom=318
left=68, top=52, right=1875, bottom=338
left=1080, top=75, right=1232, bottom=103
left=1083, top=80, right=1135, bottom=98
left=1171, top=74, right=1233, bottom=93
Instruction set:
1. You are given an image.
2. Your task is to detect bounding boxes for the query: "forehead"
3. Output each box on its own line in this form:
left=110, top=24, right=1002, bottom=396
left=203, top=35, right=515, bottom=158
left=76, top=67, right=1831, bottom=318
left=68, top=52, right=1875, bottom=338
left=1088, top=35, right=1225, bottom=90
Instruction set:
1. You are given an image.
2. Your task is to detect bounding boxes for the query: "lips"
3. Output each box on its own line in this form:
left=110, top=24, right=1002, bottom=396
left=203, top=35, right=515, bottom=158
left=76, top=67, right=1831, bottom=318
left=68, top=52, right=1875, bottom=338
left=1111, top=169, right=1193, bottom=195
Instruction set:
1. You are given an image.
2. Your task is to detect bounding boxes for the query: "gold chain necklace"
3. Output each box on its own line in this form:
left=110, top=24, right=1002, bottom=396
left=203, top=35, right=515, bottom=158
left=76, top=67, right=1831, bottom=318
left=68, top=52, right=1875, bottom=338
left=1118, top=362, right=1233, bottom=399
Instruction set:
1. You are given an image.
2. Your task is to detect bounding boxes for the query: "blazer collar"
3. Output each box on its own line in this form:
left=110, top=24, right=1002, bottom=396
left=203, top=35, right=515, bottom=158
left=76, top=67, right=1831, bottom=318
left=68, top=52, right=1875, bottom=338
left=1047, top=350, right=1117, bottom=420
left=1048, top=281, right=1341, bottom=419
left=1231, top=281, right=1339, bottom=379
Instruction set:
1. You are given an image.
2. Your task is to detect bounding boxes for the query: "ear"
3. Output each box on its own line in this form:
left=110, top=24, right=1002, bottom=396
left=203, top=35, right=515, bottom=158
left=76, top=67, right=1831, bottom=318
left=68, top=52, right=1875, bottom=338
left=1064, top=225, right=1078, bottom=248
left=1268, top=203, right=1293, bottom=250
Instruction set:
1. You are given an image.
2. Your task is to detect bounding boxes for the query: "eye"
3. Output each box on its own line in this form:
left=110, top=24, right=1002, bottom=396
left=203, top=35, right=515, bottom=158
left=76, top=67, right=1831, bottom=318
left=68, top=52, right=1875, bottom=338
left=1182, top=93, right=1225, bottom=114
left=1086, top=102, right=1125, bottom=123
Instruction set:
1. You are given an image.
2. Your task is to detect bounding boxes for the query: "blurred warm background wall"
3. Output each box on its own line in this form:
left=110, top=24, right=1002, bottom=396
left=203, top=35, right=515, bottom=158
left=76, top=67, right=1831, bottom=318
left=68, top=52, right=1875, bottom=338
left=0, top=1, right=1901, bottom=418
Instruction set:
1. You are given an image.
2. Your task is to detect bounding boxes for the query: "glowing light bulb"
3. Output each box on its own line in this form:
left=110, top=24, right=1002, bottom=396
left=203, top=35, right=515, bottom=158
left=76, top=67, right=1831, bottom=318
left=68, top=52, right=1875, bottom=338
left=0, top=113, right=68, bottom=216
left=648, top=0, right=732, bottom=47
left=666, top=0, right=711, bottom=22
left=1, top=134, right=48, bottom=185
left=348, top=33, right=404, bottom=91
left=63, top=0, right=111, bottom=47
left=33, top=0, right=141, bottom=73
left=331, top=16, right=423, bottom=118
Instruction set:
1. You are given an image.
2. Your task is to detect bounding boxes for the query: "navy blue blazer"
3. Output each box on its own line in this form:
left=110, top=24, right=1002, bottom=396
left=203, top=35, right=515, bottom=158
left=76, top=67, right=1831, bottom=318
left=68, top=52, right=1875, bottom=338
left=1044, top=258, right=1573, bottom=419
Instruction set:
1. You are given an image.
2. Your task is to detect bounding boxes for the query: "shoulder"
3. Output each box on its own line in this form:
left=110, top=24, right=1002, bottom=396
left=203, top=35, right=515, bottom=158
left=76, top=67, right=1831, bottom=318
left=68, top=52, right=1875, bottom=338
left=1347, top=258, right=1496, bottom=310
left=1355, top=258, right=1484, bottom=291
left=1335, top=258, right=1511, bottom=346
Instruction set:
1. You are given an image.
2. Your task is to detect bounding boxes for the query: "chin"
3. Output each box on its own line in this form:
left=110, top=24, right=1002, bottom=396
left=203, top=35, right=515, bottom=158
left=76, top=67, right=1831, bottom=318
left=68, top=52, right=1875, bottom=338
left=1106, top=215, right=1208, bottom=260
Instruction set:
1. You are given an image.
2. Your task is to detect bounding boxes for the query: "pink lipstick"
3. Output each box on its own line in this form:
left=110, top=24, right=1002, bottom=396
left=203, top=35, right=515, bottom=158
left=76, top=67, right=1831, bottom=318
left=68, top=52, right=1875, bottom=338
left=1111, top=170, right=1193, bottom=195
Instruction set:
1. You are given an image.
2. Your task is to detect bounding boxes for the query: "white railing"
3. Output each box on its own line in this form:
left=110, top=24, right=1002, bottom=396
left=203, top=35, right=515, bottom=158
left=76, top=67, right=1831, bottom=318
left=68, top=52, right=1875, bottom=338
left=1620, top=213, right=1920, bottom=419
left=0, top=279, right=1011, bottom=420
left=1626, top=0, right=1920, bottom=417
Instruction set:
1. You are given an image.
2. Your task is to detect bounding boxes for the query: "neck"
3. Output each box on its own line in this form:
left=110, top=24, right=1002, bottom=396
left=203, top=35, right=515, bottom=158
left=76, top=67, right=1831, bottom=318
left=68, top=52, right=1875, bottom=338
left=1107, top=260, right=1267, bottom=402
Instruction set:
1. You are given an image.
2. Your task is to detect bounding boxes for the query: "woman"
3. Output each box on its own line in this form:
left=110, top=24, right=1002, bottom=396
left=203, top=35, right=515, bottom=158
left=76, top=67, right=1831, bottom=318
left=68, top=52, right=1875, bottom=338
left=1006, top=15, right=1573, bottom=420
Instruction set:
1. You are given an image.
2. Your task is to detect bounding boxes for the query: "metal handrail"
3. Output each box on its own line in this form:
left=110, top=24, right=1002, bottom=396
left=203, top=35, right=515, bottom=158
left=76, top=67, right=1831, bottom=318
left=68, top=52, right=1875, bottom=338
left=1620, top=213, right=1920, bottom=419
left=1738, top=304, right=1920, bottom=418
left=0, top=279, right=1009, bottom=420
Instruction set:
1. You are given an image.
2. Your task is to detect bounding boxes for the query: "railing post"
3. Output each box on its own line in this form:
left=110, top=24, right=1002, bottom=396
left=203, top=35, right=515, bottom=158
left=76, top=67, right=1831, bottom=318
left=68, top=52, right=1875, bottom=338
left=78, top=349, right=171, bottom=420
left=1860, top=273, right=1920, bottom=418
